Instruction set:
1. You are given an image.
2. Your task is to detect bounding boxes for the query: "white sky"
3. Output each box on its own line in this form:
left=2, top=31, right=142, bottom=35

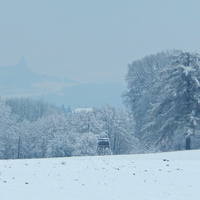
left=1, top=0, right=200, bottom=83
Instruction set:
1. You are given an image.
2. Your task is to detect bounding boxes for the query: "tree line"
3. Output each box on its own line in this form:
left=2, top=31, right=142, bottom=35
left=0, top=98, right=136, bottom=159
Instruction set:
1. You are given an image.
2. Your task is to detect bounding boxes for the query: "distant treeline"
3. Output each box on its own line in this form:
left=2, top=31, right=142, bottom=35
left=0, top=97, right=136, bottom=159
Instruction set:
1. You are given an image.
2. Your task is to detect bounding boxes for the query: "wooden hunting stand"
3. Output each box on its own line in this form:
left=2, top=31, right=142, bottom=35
left=97, top=138, right=111, bottom=155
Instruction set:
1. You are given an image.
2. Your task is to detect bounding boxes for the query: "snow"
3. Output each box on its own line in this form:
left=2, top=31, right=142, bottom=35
left=0, top=150, right=200, bottom=200
left=181, top=65, right=195, bottom=76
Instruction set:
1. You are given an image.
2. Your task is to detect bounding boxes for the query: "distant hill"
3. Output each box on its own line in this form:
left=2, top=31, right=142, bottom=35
left=0, top=58, right=125, bottom=108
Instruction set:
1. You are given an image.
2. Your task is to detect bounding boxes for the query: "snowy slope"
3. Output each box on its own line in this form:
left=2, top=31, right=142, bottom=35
left=0, top=150, right=200, bottom=200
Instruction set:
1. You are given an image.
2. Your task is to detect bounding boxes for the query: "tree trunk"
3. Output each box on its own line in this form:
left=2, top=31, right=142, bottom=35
left=186, top=136, right=191, bottom=150
left=17, top=136, right=21, bottom=159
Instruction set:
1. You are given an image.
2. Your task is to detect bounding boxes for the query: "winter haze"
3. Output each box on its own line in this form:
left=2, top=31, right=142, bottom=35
left=1, top=0, right=200, bottom=108
left=0, top=58, right=125, bottom=108
left=1, top=2, right=200, bottom=199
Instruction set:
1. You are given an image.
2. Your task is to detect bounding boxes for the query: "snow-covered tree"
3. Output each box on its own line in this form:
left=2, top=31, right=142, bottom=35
left=96, top=105, right=115, bottom=138
left=123, top=50, right=179, bottom=136
left=0, top=99, right=19, bottom=159
left=73, top=132, right=98, bottom=156
left=32, top=113, right=72, bottom=158
left=5, top=97, right=61, bottom=122
left=144, top=51, right=200, bottom=151
left=71, top=109, right=101, bottom=135
left=111, top=108, right=136, bottom=154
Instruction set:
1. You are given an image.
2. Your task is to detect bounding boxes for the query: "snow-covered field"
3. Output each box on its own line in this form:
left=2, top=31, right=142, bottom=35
left=0, top=150, right=200, bottom=200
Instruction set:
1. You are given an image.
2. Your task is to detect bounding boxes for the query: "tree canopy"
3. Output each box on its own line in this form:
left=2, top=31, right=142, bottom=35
left=124, top=50, right=200, bottom=152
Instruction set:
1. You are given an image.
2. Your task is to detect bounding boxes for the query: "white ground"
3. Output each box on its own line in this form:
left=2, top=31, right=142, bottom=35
left=0, top=150, right=200, bottom=200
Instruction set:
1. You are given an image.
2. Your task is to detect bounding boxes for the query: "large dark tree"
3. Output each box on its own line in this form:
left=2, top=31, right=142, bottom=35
left=123, top=50, right=178, bottom=137
left=143, top=51, right=200, bottom=151
left=124, top=50, right=200, bottom=152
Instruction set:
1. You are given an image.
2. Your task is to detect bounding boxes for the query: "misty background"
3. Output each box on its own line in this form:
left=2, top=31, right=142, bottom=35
left=1, top=0, right=200, bottom=108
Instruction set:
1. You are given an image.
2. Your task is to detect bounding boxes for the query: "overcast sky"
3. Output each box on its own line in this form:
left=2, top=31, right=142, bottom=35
left=1, top=0, right=200, bottom=84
